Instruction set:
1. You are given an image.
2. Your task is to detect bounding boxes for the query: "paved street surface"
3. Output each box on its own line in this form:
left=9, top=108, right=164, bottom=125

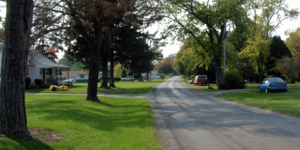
left=147, top=76, right=300, bottom=150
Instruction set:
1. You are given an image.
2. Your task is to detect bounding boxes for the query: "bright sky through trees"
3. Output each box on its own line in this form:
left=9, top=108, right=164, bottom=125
left=0, top=1, right=299, bottom=59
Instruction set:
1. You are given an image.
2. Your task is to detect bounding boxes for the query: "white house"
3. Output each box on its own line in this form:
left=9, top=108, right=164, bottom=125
left=26, top=50, right=70, bottom=85
left=0, top=47, right=70, bottom=85
left=141, top=70, right=160, bottom=80
left=150, top=70, right=160, bottom=79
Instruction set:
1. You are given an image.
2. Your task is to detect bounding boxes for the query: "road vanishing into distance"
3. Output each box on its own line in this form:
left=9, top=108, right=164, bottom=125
left=146, top=76, right=300, bottom=150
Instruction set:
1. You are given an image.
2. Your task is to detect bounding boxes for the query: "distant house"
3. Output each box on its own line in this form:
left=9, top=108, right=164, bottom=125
left=0, top=47, right=70, bottom=85
left=141, top=70, right=160, bottom=80
left=150, top=70, right=160, bottom=79
left=60, top=71, right=102, bottom=83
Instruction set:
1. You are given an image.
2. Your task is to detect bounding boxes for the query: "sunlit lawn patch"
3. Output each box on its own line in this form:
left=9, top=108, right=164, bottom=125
left=26, top=79, right=164, bottom=94
left=217, top=88, right=300, bottom=117
left=0, top=95, right=161, bottom=150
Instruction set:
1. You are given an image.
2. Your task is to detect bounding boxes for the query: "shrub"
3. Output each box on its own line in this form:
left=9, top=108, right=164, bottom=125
left=25, top=77, right=31, bottom=89
left=49, top=85, right=56, bottom=91
left=190, top=75, right=195, bottom=80
left=59, top=85, right=68, bottom=91
left=114, top=77, right=121, bottom=81
left=159, top=73, right=166, bottom=79
left=34, top=79, right=43, bottom=86
left=219, top=72, right=245, bottom=89
left=290, top=78, right=296, bottom=84
left=100, top=77, right=121, bottom=82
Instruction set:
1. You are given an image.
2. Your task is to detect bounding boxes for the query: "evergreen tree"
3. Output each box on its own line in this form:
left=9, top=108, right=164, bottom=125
left=266, top=36, right=291, bottom=76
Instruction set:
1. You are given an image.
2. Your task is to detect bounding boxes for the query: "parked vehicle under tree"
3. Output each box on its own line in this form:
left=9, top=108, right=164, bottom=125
left=194, top=75, right=208, bottom=86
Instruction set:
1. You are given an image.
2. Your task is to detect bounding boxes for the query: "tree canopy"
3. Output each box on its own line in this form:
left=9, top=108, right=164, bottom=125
left=162, top=0, right=249, bottom=84
left=285, top=28, right=300, bottom=59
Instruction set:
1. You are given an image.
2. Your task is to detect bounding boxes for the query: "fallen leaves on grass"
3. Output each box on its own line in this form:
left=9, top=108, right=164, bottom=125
left=29, top=127, right=62, bottom=143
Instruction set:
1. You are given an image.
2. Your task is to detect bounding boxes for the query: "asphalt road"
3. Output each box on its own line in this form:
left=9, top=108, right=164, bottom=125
left=147, top=76, right=300, bottom=150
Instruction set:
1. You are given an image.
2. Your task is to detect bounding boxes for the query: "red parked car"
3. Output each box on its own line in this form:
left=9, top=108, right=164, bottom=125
left=194, top=75, right=208, bottom=86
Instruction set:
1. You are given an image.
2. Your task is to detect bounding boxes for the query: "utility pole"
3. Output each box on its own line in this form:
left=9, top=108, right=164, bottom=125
left=223, top=19, right=226, bottom=79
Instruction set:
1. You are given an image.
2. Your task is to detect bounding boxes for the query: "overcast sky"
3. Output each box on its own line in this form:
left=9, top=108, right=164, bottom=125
left=0, top=1, right=299, bottom=59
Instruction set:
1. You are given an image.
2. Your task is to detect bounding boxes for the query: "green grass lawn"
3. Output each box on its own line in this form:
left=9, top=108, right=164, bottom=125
left=182, top=77, right=300, bottom=91
left=217, top=88, right=300, bottom=117
left=181, top=78, right=222, bottom=92
left=0, top=95, right=161, bottom=150
left=245, top=82, right=300, bottom=89
left=26, top=79, right=164, bottom=94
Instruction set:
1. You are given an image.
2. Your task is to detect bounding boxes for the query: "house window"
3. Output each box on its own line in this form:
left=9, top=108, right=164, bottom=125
left=49, top=68, right=52, bottom=75
left=79, top=74, right=84, bottom=78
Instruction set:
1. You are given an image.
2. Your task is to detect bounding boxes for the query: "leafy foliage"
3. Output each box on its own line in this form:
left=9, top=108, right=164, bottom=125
left=219, top=72, right=245, bottom=89
left=163, top=0, right=250, bottom=84
left=159, top=73, right=166, bottom=79
left=273, top=56, right=300, bottom=83
left=266, top=36, right=291, bottom=76
left=285, top=28, right=300, bottom=59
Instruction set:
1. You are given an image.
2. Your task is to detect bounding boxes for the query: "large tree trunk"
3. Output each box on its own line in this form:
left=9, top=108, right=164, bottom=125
left=139, top=71, right=143, bottom=82
left=0, top=0, right=33, bottom=135
left=86, top=21, right=102, bottom=103
left=257, top=65, right=263, bottom=84
left=100, top=55, right=109, bottom=89
left=214, top=58, right=223, bottom=86
left=86, top=51, right=101, bottom=102
left=109, top=55, right=116, bottom=88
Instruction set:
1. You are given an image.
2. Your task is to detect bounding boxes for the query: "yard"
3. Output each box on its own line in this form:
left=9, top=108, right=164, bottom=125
left=181, top=77, right=300, bottom=92
left=26, top=79, right=165, bottom=94
left=217, top=88, right=300, bottom=117
left=0, top=95, right=161, bottom=150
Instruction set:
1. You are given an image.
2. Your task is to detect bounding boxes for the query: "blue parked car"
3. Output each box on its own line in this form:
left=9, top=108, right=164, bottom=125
left=258, top=77, right=287, bottom=93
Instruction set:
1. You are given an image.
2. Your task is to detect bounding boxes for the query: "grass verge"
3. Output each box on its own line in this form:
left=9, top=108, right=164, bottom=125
left=217, top=89, right=300, bottom=117
left=26, top=79, right=164, bottom=94
left=246, top=82, right=300, bottom=89
left=0, top=95, right=161, bottom=150
left=182, top=77, right=300, bottom=91
left=181, top=78, right=220, bottom=92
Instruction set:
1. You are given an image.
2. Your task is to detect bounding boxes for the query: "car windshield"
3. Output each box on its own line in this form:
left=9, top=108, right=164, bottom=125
left=269, top=78, right=284, bottom=82
left=197, top=75, right=206, bottom=79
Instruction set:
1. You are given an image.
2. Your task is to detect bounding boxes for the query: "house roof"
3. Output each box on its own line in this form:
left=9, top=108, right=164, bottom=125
left=28, top=49, right=69, bottom=69
left=61, top=71, right=102, bottom=77
left=0, top=46, right=69, bottom=69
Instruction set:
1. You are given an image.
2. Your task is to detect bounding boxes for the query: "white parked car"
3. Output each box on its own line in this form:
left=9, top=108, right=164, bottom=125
left=63, top=79, right=74, bottom=83
left=121, top=76, right=134, bottom=81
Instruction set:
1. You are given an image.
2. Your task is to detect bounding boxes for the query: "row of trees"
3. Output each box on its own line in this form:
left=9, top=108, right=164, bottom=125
left=155, top=54, right=176, bottom=75
left=169, top=0, right=299, bottom=84
left=31, top=0, right=164, bottom=102
left=0, top=0, right=163, bottom=135
left=1, top=0, right=300, bottom=137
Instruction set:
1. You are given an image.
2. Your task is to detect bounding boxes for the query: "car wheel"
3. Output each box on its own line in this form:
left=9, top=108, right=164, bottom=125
left=130, top=79, right=133, bottom=82
left=258, top=87, right=260, bottom=92
left=265, top=88, right=268, bottom=93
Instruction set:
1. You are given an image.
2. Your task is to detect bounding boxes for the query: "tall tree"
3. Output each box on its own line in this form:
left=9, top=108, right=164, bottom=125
left=240, top=0, right=298, bottom=83
left=266, top=36, right=291, bottom=76
left=0, top=0, right=33, bottom=135
left=239, top=31, right=271, bottom=83
left=285, top=28, right=300, bottom=59
left=163, top=0, right=249, bottom=85
left=273, top=56, right=300, bottom=83
left=159, top=58, right=173, bottom=74
left=34, top=0, right=127, bottom=102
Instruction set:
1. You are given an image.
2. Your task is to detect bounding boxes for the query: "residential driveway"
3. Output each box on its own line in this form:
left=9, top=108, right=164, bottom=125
left=147, top=76, right=300, bottom=150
